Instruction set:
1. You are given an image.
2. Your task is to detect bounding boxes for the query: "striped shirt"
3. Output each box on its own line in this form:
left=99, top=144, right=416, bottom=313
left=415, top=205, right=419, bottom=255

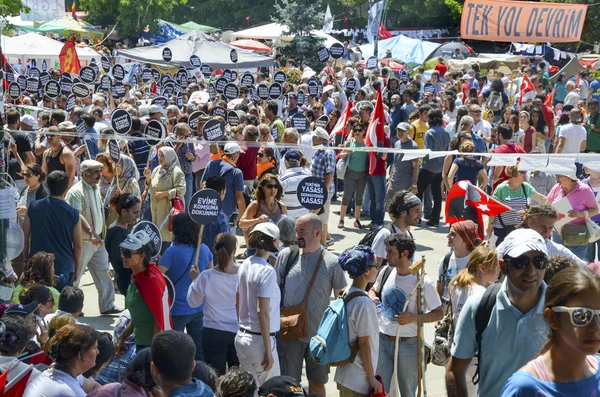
left=492, top=182, right=536, bottom=228
left=279, top=167, right=312, bottom=219
left=128, top=132, right=151, bottom=177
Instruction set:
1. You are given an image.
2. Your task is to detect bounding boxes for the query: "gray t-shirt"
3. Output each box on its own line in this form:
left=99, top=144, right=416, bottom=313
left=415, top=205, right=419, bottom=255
left=276, top=247, right=347, bottom=342
left=389, top=139, right=419, bottom=190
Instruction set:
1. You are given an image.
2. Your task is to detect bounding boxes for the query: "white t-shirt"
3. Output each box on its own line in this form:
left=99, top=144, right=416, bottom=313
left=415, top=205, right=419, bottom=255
left=236, top=256, right=281, bottom=333
left=450, top=284, right=485, bottom=324
left=334, top=287, right=379, bottom=395
left=373, top=270, right=441, bottom=337
left=473, top=120, right=492, bottom=139
left=437, top=252, right=471, bottom=301
left=372, top=225, right=408, bottom=260
left=300, top=132, right=315, bottom=162
left=23, top=367, right=86, bottom=397
left=279, top=167, right=313, bottom=219
left=558, top=123, right=587, bottom=153
left=187, top=266, right=239, bottom=333
left=564, top=91, right=580, bottom=108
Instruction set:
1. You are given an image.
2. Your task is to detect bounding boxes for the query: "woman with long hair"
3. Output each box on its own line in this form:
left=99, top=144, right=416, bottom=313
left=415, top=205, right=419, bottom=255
left=158, top=212, right=213, bottom=360
left=508, top=114, right=520, bottom=137
left=517, top=111, right=536, bottom=153
left=338, top=122, right=369, bottom=229
left=187, top=233, right=240, bottom=375
left=24, top=324, right=98, bottom=397
left=444, top=94, right=458, bottom=123
left=105, top=193, right=141, bottom=295
left=0, top=316, right=38, bottom=384
left=12, top=252, right=59, bottom=311
left=235, top=223, right=281, bottom=385
left=96, top=153, right=114, bottom=201
left=16, top=163, right=48, bottom=226
left=446, top=106, right=469, bottom=138
left=501, top=267, right=600, bottom=396
left=552, top=72, right=568, bottom=106
left=529, top=107, right=548, bottom=153
left=442, top=132, right=474, bottom=191
left=256, top=147, right=278, bottom=180
left=104, top=154, right=141, bottom=226
left=326, top=109, right=341, bottom=134
left=501, top=108, right=514, bottom=125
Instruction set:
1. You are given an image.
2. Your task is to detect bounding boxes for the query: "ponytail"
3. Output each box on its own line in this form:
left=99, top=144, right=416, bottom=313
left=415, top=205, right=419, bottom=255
left=449, top=246, right=497, bottom=299
left=214, top=233, right=237, bottom=273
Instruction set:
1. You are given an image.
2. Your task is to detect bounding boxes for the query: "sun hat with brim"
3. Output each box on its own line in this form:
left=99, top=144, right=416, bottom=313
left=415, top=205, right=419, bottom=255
left=120, top=230, right=152, bottom=251
left=249, top=223, right=280, bottom=252
left=58, top=121, right=77, bottom=131
left=496, top=229, right=548, bottom=260
left=555, top=166, right=578, bottom=181
left=312, top=127, right=329, bottom=141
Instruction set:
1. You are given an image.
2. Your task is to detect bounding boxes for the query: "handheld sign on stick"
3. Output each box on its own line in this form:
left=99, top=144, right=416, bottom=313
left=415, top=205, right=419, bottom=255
left=188, top=189, right=222, bottom=267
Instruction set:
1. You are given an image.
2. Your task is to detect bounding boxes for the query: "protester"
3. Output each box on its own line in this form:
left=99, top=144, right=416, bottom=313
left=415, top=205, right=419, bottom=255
left=310, top=128, right=336, bottom=245
left=44, top=287, right=85, bottom=324
left=104, top=154, right=140, bottom=226
left=0, top=315, right=39, bottom=384
left=338, top=122, right=368, bottom=229
left=16, top=164, right=48, bottom=228
left=217, top=367, right=257, bottom=397
left=385, top=122, right=419, bottom=207
left=279, top=150, right=312, bottom=220
left=11, top=252, right=60, bottom=311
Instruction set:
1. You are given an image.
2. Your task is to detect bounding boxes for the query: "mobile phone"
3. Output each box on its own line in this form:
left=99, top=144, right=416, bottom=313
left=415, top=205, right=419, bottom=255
left=229, top=211, right=239, bottom=226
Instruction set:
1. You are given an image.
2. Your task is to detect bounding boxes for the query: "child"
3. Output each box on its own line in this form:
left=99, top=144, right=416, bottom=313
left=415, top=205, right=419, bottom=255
left=202, top=176, right=231, bottom=250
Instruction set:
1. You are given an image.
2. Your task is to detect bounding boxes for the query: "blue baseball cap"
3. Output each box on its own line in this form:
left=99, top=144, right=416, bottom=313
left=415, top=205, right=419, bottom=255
left=284, top=150, right=301, bottom=164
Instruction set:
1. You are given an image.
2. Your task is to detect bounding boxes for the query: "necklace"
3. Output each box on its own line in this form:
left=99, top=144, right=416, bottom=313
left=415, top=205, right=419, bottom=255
left=265, top=200, right=277, bottom=212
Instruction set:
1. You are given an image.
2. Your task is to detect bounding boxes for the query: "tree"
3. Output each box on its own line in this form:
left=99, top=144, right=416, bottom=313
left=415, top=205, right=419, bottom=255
left=170, top=0, right=276, bottom=31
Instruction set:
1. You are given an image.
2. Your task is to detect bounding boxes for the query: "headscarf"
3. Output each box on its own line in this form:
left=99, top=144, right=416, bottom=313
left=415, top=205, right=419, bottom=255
left=338, top=245, right=375, bottom=279
left=158, top=146, right=180, bottom=178
left=104, top=154, right=140, bottom=206
left=452, top=220, right=481, bottom=251
left=395, top=191, right=422, bottom=214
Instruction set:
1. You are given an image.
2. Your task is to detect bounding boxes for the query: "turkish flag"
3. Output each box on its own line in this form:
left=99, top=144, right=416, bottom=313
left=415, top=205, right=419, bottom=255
left=59, top=35, right=81, bottom=75
left=378, top=23, right=392, bottom=39
left=331, top=99, right=353, bottom=137
left=365, top=88, right=385, bottom=175
left=135, top=264, right=173, bottom=332
left=519, top=74, right=535, bottom=105
left=544, top=92, right=553, bottom=107
left=445, top=181, right=511, bottom=239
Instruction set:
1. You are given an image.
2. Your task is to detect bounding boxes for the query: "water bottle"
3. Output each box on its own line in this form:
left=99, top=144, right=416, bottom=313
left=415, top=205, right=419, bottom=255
left=376, top=301, right=393, bottom=327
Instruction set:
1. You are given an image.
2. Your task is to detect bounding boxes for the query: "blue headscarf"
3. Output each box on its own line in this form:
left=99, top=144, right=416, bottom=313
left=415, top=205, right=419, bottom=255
left=338, top=245, right=375, bottom=279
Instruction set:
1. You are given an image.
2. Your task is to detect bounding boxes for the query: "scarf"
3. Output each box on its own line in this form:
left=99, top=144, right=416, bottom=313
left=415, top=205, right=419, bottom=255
left=105, top=154, right=139, bottom=205
left=221, top=155, right=237, bottom=167
left=134, top=264, right=172, bottom=332
left=453, top=220, right=481, bottom=251
left=257, top=160, right=276, bottom=178
left=158, top=147, right=180, bottom=178
left=395, top=191, right=422, bottom=214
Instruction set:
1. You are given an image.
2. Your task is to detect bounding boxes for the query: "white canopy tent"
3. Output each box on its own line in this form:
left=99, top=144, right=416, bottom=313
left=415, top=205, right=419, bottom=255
left=230, top=23, right=341, bottom=48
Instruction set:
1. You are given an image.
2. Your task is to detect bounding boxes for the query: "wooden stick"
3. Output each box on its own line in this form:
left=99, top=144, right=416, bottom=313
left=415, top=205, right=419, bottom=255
left=194, top=225, right=205, bottom=266
left=113, top=163, right=119, bottom=189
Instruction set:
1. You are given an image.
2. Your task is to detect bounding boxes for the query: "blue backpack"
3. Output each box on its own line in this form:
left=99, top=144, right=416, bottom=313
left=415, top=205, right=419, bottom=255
left=309, top=290, right=368, bottom=366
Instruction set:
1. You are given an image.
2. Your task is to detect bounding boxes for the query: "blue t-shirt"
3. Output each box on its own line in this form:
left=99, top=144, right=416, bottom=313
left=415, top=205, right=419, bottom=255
left=591, top=80, right=600, bottom=103
left=201, top=160, right=244, bottom=216
left=28, top=197, right=79, bottom=276
left=159, top=243, right=213, bottom=316
left=454, top=157, right=484, bottom=185
left=170, top=378, right=214, bottom=397
left=501, top=356, right=600, bottom=397
left=202, top=210, right=230, bottom=251
left=554, top=81, right=567, bottom=102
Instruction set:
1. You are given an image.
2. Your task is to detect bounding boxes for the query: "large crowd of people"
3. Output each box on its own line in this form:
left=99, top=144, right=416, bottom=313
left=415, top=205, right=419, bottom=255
left=3, top=43, right=600, bottom=397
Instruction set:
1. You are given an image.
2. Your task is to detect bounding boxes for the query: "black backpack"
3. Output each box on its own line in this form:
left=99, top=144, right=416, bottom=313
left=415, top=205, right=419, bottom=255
left=472, top=283, right=502, bottom=384
left=358, top=223, right=396, bottom=246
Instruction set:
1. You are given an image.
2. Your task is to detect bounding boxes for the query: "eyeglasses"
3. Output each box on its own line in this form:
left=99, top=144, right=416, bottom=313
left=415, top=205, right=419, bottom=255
left=353, top=129, right=364, bottom=133
left=504, top=254, right=548, bottom=270
left=265, top=183, right=278, bottom=189
left=552, top=306, right=600, bottom=327
left=257, top=153, right=265, bottom=158
left=470, top=110, right=481, bottom=114
left=120, top=248, right=141, bottom=258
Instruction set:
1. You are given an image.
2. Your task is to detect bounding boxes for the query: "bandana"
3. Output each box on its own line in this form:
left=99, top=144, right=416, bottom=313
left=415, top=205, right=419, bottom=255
left=452, top=220, right=481, bottom=250
left=396, top=192, right=422, bottom=214
left=338, top=245, right=375, bottom=279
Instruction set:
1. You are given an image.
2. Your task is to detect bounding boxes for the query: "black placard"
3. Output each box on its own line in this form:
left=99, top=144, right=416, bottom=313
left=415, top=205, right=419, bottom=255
left=162, top=47, right=173, bottom=63
left=223, top=69, right=233, bottom=82
left=112, top=64, right=125, bottom=81
left=274, top=70, right=286, bottom=83
left=188, top=111, right=204, bottom=132
left=97, top=75, right=110, bottom=93
left=257, top=84, right=269, bottom=100
left=44, top=80, right=60, bottom=98
left=215, top=77, right=228, bottom=94
left=399, top=69, right=409, bottom=83
left=26, top=77, right=40, bottom=94
left=297, top=90, right=306, bottom=106
left=111, top=109, right=132, bottom=135
left=190, top=55, right=202, bottom=68
left=65, top=94, right=76, bottom=112
left=230, top=49, right=238, bottom=63
left=231, top=71, right=238, bottom=82
left=60, top=75, right=72, bottom=94
left=346, top=77, right=357, bottom=92
left=423, top=82, right=435, bottom=94
left=269, top=82, right=282, bottom=99
left=290, top=113, right=308, bottom=134
left=308, top=79, right=319, bottom=97
left=17, top=75, right=26, bottom=90
left=8, top=82, right=21, bottom=100
left=317, top=46, right=330, bottom=62
left=200, top=64, right=212, bottom=77
left=240, top=73, right=255, bottom=87
left=131, top=74, right=138, bottom=88
left=5, top=71, right=14, bottom=84
left=39, top=71, right=50, bottom=87
left=366, top=56, right=378, bottom=70
left=79, top=66, right=97, bottom=84
left=112, top=81, right=126, bottom=98
left=208, top=83, right=216, bottom=101
left=210, top=106, right=227, bottom=119
left=76, top=119, right=86, bottom=136
left=71, top=82, right=90, bottom=98
left=177, top=92, right=183, bottom=107
left=296, top=177, right=328, bottom=210
left=317, top=79, right=323, bottom=96
left=41, top=60, right=47, bottom=71
left=176, top=69, right=188, bottom=88
left=189, top=189, right=222, bottom=225
left=162, top=82, right=175, bottom=97
left=202, top=119, right=225, bottom=142
left=151, top=68, right=161, bottom=83
left=101, top=56, right=111, bottom=73
left=224, top=83, right=239, bottom=101
left=144, top=119, right=167, bottom=146
left=29, top=67, right=40, bottom=78
left=141, top=68, right=153, bottom=83
left=315, top=115, right=329, bottom=129
left=108, top=140, right=121, bottom=163
left=329, top=43, right=344, bottom=59
left=132, top=221, right=162, bottom=258
left=150, top=96, right=168, bottom=108
left=228, top=110, right=240, bottom=126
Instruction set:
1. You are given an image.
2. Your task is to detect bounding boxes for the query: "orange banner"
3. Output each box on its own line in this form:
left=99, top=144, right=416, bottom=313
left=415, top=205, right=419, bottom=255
left=460, top=0, right=587, bottom=43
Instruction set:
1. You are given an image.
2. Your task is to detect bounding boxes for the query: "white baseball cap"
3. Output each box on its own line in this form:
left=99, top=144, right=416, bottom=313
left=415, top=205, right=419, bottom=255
left=497, top=229, right=548, bottom=260
left=312, top=127, right=329, bottom=141
left=20, top=114, right=35, bottom=126
left=149, top=104, right=165, bottom=115
left=223, top=142, right=245, bottom=154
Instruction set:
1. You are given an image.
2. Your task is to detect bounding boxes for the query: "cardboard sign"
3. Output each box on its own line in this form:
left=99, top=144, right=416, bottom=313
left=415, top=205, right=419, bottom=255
left=71, top=82, right=90, bottom=98
left=132, top=221, right=162, bottom=258
left=101, top=56, right=111, bottom=73
left=200, top=64, right=212, bottom=77
left=366, top=56, right=378, bottom=70
left=162, top=47, right=173, bottom=63
left=202, top=119, right=225, bottom=142
left=329, top=43, right=344, bottom=59
left=274, top=70, right=286, bottom=83
left=60, top=75, right=72, bottom=94
left=308, top=79, right=319, bottom=97
left=208, top=83, right=216, bottom=101
left=297, top=177, right=328, bottom=210
left=188, top=111, right=204, bottom=131
left=189, top=189, right=222, bottom=225
left=423, top=82, right=435, bottom=94
left=8, top=82, right=21, bottom=100
left=257, top=84, right=270, bottom=100
left=151, top=68, right=161, bottom=83
left=317, top=46, right=330, bottom=62
left=108, top=140, right=121, bottom=163
left=44, top=80, right=60, bottom=98
left=223, top=69, right=233, bottom=82
left=151, top=96, right=168, bottom=108
left=39, top=71, right=50, bottom=87
left=79, top=66, right=96, bottom=84
left=269, top=82, right=282, bottom=99
left=315, top=115, right=329, bottom=130
left=215, top=77, right=228, bottom=94
left=144, top=119, right=167, bottom=146
left=17, top=75, right=27, bottom=90
left=346, top=77, right=357, bottom=92
left=224, top=83, right=239, bottom=100
left=65, top=94, right=76, bottom=112
left=230, top=49, right=238, bottom=63
left=297, top=90, right=306, bottom=106
left=240, top=73, right=255, bottom=87
left=210, top=106, right=227, bottom=119
left=460, top=0, right=587, bottom=43
left=228, top=110, right=240, bottom=126
left=112, top=64, right=125, bottom=81
left=111, top=109, right=132, bottom=135
left=290, top=113, right=308, bottom=134
left=141, top=68, right=153, bottom=83
left=190, top=55, right=202, bottom=68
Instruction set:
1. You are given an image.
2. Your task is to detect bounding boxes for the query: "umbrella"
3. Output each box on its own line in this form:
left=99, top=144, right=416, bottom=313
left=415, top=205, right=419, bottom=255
left=230, top=39, right=272, bottom=54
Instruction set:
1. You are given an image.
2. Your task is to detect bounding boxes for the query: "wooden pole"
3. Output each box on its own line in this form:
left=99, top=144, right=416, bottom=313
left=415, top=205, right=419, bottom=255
left=113, top=163, right=119, bottom=189
left=194, top=225, right=205, bottom=266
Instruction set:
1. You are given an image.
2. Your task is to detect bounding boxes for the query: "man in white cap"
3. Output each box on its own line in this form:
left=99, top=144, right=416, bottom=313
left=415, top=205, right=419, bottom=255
left=66, top=159, right=122, bottom=315
left=447, top=228, right=550, bottom=397
left=148, top=105, right=164, bottom=121
left=310, top=128, right=336, bottom=246
left=201, top=142, right=246, bottom=229
left=20, top=114, right=35, bottom=132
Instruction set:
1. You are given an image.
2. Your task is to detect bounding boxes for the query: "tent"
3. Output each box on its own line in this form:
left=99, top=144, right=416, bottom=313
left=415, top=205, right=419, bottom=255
left=446, top=55, right=521, bottom=72
left=425, top=42, right=475, bottom=61
left=230, top=23, right=341, bottom=48
left=12, top=17, right=104, bottom=40
left=230, top=39, right=272, bottom=54
left=180, top=21, right=220, bottom=34
left=549, top=57, right=585, bottom=82
left=359, top=35, right=440, bottom=65
left=1, top=33, right=100, bottom=68
left=116, top=30, right=274, bottom=69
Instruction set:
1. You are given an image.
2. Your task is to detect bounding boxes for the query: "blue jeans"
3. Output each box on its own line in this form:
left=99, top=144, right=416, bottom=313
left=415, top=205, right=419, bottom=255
left=172, top=312, right=204, bottom=360
left=367, top=175, right=386, bottom=226
left=553, top=230, right=588, bottom=262
left=588, top=239, right=600, bottom=262
left=377, top=334, right=418, bottom=396
left=184, top=173, right=194, bottom=208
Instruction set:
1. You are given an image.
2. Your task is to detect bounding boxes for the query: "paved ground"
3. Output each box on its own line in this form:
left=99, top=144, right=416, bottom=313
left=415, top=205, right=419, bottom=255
left=80, top=199, right=452, bottom=396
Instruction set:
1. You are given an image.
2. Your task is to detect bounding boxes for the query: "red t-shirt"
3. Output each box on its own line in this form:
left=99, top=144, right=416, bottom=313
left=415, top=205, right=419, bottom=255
left=462, top=83, right=470, bottom=103
left=523, top=126, right=535, bottom=153
left=493, top=143, right=526, bottom=189
left=371, top=135, right=390, bottom=176
left=236, top=145, right=260, bottom=180
left=541, top=105, right=555, bottom=137
left=435, top=63, right=447, bottom=77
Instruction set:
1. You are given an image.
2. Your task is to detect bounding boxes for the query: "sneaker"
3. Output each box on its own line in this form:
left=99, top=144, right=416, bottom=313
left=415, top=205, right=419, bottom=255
left=426, top=219, right=440, bottom=227
left=101, top=306, right=124, bottom=315
left=338, top=219, right=344, bottom=228
left=354, top=219, right=364, bottom=229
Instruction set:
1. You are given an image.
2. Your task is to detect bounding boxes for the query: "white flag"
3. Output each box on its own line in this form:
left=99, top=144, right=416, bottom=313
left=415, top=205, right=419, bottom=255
left=323, top=5, right=333, bottom=33
left=366, top=0, right=384, bottom=43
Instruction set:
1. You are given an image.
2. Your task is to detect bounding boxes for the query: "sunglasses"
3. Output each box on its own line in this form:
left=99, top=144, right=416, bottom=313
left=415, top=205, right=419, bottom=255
left=552, top=306, right=600, bottom=327
left=22, top=173, right=33, bottom=177
left=257, top=153, right=265, bottom=157
left=124, top=194, right=138, bottom=206
left=120, top=248, right=141, bottom=258
left=265, top=183, right=278, bottom=189
left=470, top=110, right=481, bottom=114
left=504, top=254, right=549, bottom=270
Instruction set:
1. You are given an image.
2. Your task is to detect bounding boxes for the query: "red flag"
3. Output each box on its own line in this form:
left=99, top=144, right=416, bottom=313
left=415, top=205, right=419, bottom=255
left=135, top=264, right=172, bottom=332
left=378, top=23, right=392, bottom=39
left=59, top=35, right=81, bottom=75
left=544, top=92, right=553, bottom=107
left=445, top=181, right=511, bottom=239
left=0, top=367, right=8, bottom=395
left=365, top=88, right=385, bottom=175
left=5, top=367, right=33, bottom=397
left=331, top=99, right=353, bottom=138
left=519, top=74, right=535, bottom=105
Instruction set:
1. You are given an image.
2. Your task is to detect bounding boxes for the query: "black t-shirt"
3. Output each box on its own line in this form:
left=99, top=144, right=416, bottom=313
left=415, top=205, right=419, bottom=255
left=8, top=131, right=33, bottom=181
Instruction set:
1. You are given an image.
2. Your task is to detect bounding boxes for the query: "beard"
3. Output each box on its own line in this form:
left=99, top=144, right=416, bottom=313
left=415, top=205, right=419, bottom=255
left=296, top=238, right=306, bottom=248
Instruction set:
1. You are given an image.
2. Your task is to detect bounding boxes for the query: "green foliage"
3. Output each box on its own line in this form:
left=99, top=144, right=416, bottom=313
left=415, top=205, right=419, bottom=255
left=444, top=0, right=463, bottom=23
left=387, top=0, right=452, bottom=28
left=0, top=0, right=28, bottom=17
left=272, top=0, right=325, bottom=36
left=273, top=35, right=326, bottom=72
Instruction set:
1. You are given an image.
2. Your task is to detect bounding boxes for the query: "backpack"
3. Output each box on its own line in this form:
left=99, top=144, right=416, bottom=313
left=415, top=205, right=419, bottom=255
left=359, top=223, right=396, bottom=247
left=309, top=290, right=369, bottom=366
left=438, top=252, right=453, bottom=292
left=374, top=265, right=394, bottom=300
left=472, top=283, right=502, bottom=384
left=486, top=91, right=504, bottom=113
